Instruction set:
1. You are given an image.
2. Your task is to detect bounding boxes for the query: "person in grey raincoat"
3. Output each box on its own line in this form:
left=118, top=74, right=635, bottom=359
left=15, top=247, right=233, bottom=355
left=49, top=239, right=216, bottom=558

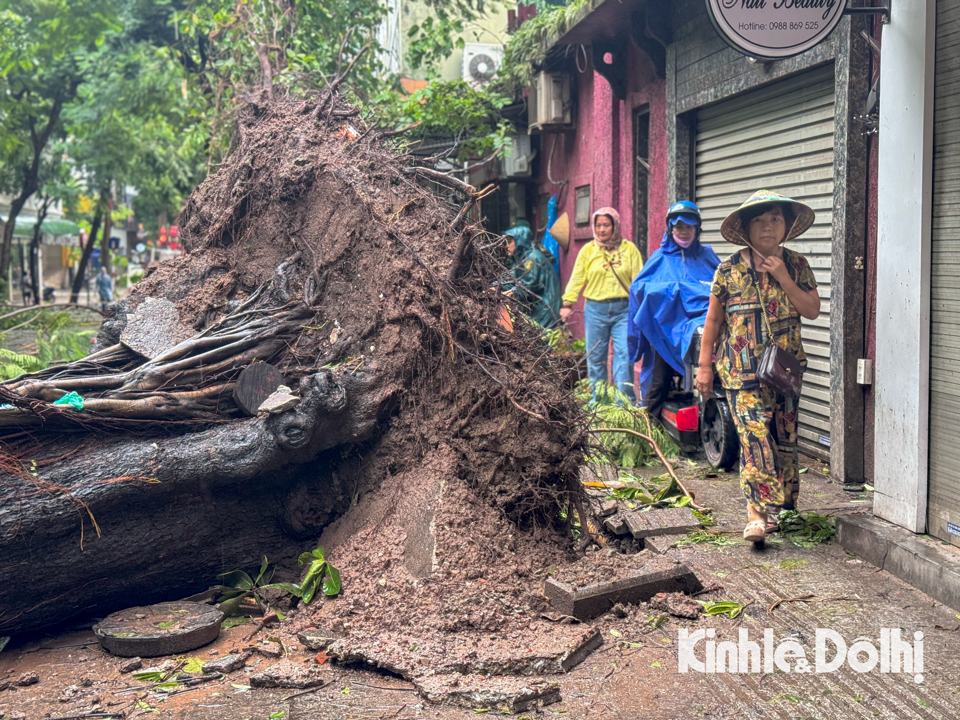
left=503, top=223, right=561, bottom=329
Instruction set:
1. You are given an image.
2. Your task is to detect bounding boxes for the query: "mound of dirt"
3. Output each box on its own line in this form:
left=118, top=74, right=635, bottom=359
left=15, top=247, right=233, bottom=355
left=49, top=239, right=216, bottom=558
left=0, top=92, right=600, bottom=693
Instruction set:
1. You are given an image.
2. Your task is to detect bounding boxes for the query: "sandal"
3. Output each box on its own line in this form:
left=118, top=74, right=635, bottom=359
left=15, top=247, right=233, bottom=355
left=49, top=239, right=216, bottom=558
left=743, top=520, right=766, bottom=543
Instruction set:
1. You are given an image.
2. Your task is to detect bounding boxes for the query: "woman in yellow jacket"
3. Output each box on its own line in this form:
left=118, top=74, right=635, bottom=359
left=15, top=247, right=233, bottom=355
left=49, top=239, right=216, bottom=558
left=560, top=207, right=644, bottom=402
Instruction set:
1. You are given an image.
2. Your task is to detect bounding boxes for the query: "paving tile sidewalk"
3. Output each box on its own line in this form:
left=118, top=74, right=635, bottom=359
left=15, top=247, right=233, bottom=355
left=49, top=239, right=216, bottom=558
left=548, top=463, right=960, bottom=719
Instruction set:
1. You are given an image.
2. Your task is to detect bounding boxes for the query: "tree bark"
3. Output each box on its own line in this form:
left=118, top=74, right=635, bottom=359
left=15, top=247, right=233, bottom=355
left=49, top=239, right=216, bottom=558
left=70, top=205, right=103, bottom=304
left=100, top=193, right=113, bottom=275
left=0, top=90, right=71, bottom=288
left=29, top=195, right=52, bottom=306
left=0, top=369, right=396, bottom=636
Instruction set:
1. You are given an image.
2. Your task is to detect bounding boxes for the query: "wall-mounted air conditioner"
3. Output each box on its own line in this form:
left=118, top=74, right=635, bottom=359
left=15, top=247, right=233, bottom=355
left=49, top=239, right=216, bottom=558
left=500, top=134, right=536, bottom=178
left=462, top=43, right=503, bottom=86
left=528, top=72, right=573, bottom=133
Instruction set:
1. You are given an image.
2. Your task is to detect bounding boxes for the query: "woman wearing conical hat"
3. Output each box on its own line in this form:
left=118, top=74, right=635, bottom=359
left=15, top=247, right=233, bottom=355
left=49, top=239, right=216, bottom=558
left=695, top=191, right=821, bottom=544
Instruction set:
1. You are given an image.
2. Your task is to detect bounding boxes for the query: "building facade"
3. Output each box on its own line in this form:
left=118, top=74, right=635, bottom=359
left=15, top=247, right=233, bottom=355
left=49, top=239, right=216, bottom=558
left=519, top=0, right=874, bottom=484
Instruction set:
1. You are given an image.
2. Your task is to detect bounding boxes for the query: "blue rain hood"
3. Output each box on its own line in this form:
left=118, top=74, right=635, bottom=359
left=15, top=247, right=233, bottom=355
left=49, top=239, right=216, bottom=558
left=627, top=228, right=721, bottom=402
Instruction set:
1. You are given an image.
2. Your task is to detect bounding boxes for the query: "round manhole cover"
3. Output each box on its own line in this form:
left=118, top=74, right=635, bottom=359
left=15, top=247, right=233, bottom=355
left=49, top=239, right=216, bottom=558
left=93, top=601, right=224, bottom=657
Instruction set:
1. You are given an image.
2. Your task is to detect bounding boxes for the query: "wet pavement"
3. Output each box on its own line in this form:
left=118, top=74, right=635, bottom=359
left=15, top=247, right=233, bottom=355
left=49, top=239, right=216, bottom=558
left=3, top=461, right=960, bottom=719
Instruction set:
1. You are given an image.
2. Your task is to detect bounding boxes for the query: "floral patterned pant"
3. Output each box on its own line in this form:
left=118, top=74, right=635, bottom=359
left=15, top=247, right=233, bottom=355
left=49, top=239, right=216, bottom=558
left=725, top=387, right=800, bottom=515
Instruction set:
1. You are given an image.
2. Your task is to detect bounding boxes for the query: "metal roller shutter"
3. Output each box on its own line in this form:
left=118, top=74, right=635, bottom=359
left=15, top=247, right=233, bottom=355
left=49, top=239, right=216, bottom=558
left=694, top=65, right=836, bottom=459
left=929, top=0, right=960, bottom=547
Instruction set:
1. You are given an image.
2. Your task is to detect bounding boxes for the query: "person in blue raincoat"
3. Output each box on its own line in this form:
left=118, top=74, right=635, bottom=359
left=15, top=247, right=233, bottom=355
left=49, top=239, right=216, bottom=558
left=503, top=223, right=562, bottom=329
left=627, top=201, right=720, bottom=420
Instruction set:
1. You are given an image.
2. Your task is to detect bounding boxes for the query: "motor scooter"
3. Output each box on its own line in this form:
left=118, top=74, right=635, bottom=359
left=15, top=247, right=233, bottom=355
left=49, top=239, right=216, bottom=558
left=656, top=327, right=739, bottom=471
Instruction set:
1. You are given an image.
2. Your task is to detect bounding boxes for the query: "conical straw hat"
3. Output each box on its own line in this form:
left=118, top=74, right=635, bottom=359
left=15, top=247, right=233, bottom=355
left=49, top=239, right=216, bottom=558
left=549, top=212, right=570, bottom=250
left=719, top=190, right=815, bottom=246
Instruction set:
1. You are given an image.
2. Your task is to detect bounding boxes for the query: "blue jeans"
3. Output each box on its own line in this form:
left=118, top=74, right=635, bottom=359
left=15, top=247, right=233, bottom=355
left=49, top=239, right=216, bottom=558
left=583, top=298, right=635, bottom=403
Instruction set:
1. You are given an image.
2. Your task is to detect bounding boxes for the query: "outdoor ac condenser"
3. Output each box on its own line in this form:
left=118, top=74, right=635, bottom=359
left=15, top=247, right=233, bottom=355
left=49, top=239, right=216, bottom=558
left=500, top=134, right=535, bottom=178
left=462, top=43, right=503, bottom=85
left=528, top=72, right=573, bottom=132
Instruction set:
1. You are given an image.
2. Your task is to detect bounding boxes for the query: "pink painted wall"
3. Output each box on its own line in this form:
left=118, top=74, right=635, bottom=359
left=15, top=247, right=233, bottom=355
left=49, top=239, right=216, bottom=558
left=536, top=45, right=667, bottom=338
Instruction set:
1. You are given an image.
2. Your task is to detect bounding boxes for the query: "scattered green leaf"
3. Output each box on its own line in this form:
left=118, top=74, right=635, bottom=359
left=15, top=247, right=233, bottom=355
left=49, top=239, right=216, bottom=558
left=918, top=699, right=932, bottom=708
left=651, top=661, right=662, bottom=668
left=133, top=671, right=167, bottom=683
left=155, top=621, right=176, bottom=629
left=776, top=511, right=836, bottom=547
left=699, top=600, right=746, bottom=619
left=779, top=559, right=809, bottom=570
left=677, top=529, right=743, bottom=548
left=181, top=656, right=206, bottom=674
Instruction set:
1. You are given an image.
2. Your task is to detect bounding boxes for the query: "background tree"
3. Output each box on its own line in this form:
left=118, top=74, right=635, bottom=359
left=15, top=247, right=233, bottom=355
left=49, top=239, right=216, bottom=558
left=0, top=0, right=121, bottom=295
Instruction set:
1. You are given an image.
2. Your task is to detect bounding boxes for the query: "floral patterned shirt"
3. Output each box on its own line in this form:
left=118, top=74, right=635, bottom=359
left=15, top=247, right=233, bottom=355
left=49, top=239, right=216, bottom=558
left=709, top=248, right=817, bottom=390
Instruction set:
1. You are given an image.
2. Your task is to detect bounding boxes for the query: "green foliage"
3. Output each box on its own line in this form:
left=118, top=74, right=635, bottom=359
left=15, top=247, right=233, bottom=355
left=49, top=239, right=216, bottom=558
left=215, top=555, right=299, bottom=616
left=575, top=379, right=679, bottom=468
left=372, top=80, right=513, bottom=163
left=297, top=545, right=341, bottom=603
left=677, top=529, right=743, bottom=548
left=492, top=0, right=590, bottom=98
left=775, top=510, right=836, bottom=547
left=608, top=473, right=692, bottom=510
left=542, top=326, right=586, bottom=355
left=0, top=348, right=43, bottom=380
left=215, top=548, right=340, bottom=617
left=0, top=311, right=93, bottom=380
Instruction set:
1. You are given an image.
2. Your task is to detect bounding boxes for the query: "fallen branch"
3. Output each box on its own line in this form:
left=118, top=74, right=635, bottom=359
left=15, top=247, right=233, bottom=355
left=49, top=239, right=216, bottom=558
left=0, top=303, right=103, bottom=322
left=767, top=594, right=858, bottom=612
left=589, top=426, right=711, bottom=512
left=282, top=679, right=335, bottom=702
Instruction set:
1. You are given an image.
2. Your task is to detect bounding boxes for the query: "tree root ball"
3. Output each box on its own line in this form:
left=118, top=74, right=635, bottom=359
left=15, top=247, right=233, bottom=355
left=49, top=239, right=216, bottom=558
left=0, top=93, right=589, bottom=651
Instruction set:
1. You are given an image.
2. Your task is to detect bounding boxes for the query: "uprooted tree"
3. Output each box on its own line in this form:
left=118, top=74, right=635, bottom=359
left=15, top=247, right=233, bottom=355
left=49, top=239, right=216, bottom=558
left=0, top=86, right=590, bottom=638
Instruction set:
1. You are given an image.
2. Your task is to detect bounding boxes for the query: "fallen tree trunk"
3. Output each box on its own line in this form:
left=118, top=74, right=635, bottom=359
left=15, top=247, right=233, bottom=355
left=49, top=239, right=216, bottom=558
left=0, top=369, right=397, bottom=634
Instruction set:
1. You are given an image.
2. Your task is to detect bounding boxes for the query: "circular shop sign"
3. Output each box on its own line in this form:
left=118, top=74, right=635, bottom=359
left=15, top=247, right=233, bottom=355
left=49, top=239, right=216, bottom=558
left=705, top=0, right=846, bottom=61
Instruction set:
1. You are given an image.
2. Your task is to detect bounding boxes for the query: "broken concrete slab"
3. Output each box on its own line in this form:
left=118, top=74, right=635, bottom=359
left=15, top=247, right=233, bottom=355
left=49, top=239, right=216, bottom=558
left=604, top=514, right=629, bottom=536
left=644, top=533, right=687, bottom=555
left=120, top=298, right=194, bottom=360
left=249, top=660, right=328, bottom=689
left=297, top=629, right=340, bottom=652
left=543, top=558, right=702, bottom=621
left=255, top=641, right=283, bottom=658
left=325, top=623, right=601, bottom=679
left=623, top=507, right=699, bottom=539
left=596, top=499, right=619, bottom=517
left=414, top=673, right=562, bottom=712
left=202, top=654, right=248, bottom=674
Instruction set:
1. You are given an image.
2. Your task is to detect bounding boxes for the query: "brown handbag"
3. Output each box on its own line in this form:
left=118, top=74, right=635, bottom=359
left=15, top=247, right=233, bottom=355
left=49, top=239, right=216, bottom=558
left=747, top=252, right=803, bottom=397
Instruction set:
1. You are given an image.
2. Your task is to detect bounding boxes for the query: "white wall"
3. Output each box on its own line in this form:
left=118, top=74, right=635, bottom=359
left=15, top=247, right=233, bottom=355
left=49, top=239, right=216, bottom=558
left=873, top=0, right=937, bottom=532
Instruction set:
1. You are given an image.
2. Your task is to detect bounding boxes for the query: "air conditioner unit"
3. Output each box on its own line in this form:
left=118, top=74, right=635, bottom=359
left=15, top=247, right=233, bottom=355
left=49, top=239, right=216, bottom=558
left=500, top=134, right=535, bottom=178
left=462, top=43, right=503, bottom=86
left=528, top=72, right=573, bottom=133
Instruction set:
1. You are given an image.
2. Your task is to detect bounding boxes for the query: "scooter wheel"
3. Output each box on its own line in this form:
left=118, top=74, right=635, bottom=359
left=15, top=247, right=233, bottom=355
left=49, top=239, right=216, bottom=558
left=700, top=398, right=738, bottom=471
